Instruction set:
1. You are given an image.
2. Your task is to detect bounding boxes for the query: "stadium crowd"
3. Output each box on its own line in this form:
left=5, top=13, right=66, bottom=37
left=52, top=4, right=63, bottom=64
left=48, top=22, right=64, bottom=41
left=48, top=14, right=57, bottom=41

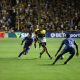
left=0, top=0, right=80, bottom=32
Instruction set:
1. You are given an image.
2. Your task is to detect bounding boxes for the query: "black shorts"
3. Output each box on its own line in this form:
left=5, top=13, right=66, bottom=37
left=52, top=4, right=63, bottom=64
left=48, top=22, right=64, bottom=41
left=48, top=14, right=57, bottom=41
left=40, top=42, right=46, bottom=47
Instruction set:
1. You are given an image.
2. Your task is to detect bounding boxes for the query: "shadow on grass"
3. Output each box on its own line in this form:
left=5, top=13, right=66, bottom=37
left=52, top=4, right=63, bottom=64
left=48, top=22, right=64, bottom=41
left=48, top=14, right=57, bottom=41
left=0, top=57, right=38, bottom=61
left=0, top=57, right=17, bottom=60
left=19, top=58, right=38, bottom=60
left=38, top=63, right=65, bottom=66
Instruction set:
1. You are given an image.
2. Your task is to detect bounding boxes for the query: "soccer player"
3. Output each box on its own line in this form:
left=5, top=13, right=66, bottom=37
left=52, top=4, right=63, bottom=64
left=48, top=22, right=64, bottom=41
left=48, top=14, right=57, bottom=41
left=18, top=33, right=33, bottom=58
left=52, top=34, right=79, bottom=64
left=34, top=24, right=52, bottom=59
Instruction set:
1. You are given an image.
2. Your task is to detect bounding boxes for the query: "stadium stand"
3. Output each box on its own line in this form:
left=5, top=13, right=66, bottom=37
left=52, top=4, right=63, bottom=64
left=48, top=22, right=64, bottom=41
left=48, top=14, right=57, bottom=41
left=0, top=0, right=80, bottom=32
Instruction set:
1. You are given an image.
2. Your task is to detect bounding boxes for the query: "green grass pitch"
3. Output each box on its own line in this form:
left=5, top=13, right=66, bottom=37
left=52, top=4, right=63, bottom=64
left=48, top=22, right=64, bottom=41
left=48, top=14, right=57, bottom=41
left=0, top=38, right=80, bottom=80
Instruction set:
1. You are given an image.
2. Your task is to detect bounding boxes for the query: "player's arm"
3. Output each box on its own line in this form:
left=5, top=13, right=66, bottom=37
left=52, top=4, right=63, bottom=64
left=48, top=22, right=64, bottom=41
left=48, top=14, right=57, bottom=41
left=21, top=37, right=26, bottom=45
left=55, top=41, right=64, bottom=57
left=74, top=42, right=79, bottom=56
left=34, top=34, right=38, bottom=48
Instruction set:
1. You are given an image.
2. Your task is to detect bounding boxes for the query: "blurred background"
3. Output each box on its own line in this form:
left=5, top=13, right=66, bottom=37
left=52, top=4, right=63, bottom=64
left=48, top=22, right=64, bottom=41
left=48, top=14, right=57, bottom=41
left=0, top=0, right=80, bottom=32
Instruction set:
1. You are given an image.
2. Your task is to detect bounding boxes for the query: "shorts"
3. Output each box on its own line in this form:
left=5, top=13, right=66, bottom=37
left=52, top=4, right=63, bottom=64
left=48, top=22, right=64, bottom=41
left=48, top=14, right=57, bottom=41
left=23, top=45, right=30, bottom=53
left=62, top=47, right=75, bottom=55
left=40, top=42, right=46, bottom=47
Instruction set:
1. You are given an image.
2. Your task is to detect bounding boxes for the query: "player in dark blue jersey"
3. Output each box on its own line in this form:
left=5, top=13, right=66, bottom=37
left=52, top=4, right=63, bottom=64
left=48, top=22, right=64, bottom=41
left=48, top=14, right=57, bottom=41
left=52, top=34, right=79, bottom=65
left=18, top=33, right=33, bottom=58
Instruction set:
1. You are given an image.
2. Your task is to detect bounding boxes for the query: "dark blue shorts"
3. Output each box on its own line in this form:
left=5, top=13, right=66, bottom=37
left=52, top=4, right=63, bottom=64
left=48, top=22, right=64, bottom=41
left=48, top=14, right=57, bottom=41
left=62, top=47, right=75, bottom=55
left=23, top=45, right=30, bottom=53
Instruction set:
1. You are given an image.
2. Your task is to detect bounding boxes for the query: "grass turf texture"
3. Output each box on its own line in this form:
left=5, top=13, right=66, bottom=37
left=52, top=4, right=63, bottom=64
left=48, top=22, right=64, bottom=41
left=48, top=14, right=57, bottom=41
left=0, top=38, right=80, bottom=80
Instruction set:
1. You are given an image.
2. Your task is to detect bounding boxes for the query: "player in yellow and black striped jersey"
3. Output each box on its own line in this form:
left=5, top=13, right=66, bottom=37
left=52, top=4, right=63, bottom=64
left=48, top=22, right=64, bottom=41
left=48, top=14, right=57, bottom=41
left=34, top=25, right=46, bottom=48
left=34, top=25, right=52, bottom=59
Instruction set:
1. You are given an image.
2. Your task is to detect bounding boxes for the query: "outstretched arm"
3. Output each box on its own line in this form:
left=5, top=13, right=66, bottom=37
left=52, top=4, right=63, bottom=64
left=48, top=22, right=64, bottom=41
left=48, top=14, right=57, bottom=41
left=21, top=38, right=26, bottom=45
left=34, top=35, right=38, bottom=48
left=74, top=42, right=79, bottom=56
left=55, top=41, right=64, bottom=57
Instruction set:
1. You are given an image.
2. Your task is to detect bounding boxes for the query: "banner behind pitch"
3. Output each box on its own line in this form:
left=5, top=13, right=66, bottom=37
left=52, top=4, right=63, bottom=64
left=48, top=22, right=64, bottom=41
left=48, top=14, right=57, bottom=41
left=46, top=32, right=80, bottom=38
left=0, top=32, right=5, bottom=38
left=3, top=31, right=80, bottom=38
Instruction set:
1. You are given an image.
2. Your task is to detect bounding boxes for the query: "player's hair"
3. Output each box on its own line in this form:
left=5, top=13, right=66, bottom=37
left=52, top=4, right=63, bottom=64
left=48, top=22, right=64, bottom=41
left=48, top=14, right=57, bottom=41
left=66, top=34, right=70, bottom=38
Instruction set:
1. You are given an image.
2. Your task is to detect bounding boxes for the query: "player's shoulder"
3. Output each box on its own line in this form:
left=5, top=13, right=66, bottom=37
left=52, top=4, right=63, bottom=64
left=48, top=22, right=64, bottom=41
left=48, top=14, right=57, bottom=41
left=68, top=38, right=74, bottom=41
left=65, top=38, right=75, bottom=42
left=41, top=29, right=46, bottom=34
left=42, top=29, right=46, bottom=32
left=24, top=36, right=28, bottom=39
left=34, top=28, right=39, bottom=32
left=34, top=28, right=40, bottom=34
left=63, top=38, right=67, bottom=42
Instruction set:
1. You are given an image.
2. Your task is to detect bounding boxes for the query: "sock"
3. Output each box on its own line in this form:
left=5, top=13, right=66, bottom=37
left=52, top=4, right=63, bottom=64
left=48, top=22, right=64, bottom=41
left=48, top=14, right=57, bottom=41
left=18, top=52, right=23, bottom=57
left=40, top=53, right=42, bottom=58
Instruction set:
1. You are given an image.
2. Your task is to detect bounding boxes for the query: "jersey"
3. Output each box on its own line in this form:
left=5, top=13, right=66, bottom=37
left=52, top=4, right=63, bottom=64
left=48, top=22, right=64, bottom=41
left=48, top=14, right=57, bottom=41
left=63, top=38, right=75, bottom=48
left=61, top=38, right=76, bottom=54
left=35, top=29, right=46, bottom=37
left=34, top=29, right=46, bottom=43
left=38, top=29, right=46, bottom=38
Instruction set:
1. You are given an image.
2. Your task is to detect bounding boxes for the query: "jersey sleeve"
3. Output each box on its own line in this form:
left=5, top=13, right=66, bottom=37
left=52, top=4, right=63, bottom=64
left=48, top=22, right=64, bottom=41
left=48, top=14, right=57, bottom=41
left=24, top=37, right=28, bottom=40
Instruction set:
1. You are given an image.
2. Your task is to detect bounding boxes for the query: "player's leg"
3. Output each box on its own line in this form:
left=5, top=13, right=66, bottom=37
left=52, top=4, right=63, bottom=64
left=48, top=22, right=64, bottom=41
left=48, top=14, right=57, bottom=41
left=18, top=48, right=26, bottom=58
left=18, top=47, right=30, bottom=58
left=42, top=42, right=52, bottom=59
left=39, top=43, right=44, bottom=58
left=52, top=53, right=63, bottom=64
left=64, top=48, right=75, bottom=64
left=45, top=46, right=52, bottom=59
left=64, top=54, right=75, bottom=64
left=34, top=38, right=38, bottom=48
left=39, top=42, right=41, bottom=48
left=39, top=48, right=45, bottom=58
left=52, top=49, right=68, bottom=64
left=24, top=47, right=30, bottom=55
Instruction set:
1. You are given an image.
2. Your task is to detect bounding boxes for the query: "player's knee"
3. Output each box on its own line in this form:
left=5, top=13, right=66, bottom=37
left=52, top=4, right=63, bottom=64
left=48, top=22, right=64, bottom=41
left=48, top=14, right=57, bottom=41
left=45, top=48, right=47, bottom=51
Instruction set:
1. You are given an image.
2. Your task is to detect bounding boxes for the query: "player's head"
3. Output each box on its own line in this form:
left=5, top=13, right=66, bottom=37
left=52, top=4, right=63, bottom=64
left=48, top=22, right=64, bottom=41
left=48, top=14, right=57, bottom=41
left=66, top=34, right=70, bottom=38
left=40, top=24, right=44, bottom=30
